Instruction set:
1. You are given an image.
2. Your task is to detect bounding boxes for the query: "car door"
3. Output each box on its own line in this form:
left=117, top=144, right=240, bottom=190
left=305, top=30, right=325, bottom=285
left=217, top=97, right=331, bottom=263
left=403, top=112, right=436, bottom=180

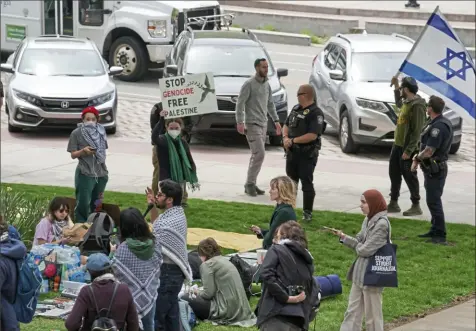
left=328, top=47, right=347, bottom=122
left=319, top=43, right=341, bottom=125
left=312, top=43, right=333, bottom=110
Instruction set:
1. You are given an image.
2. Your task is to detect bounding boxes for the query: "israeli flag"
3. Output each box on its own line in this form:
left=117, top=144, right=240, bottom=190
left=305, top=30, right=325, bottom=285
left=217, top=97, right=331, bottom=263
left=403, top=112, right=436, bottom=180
left=398, top=6, right=475, bottom=121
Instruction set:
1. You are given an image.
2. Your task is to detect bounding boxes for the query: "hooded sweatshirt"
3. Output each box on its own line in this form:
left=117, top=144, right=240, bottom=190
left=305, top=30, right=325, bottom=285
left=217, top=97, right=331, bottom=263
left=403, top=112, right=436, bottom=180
left=257, top=240, right=319, bottom=330
left=393, top=92, right=427, bottom=155
left=0, top=233, right=27, bottom=331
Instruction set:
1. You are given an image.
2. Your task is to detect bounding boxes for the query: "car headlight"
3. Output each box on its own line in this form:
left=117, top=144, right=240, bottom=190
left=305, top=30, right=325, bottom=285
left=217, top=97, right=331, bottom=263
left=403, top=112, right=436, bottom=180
left=13, top=89, right=43, bottom=107
left=356, top=98, right=388, bottom=113
left=88, top=92, right=114, bottom=106
left=148, top=20, right=167, bottom=38
left=273, top=89, right=287, bottom=104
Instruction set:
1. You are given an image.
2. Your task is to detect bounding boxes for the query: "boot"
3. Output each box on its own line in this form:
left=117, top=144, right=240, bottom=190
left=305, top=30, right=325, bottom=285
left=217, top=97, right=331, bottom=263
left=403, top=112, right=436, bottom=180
left=255, top=186, right=266, bottom=195
left=244, top=184, right=257, bottom=197
left=427, top=237, right=448, bottom=245
left=387, top=200, right=401, bottom=213
left=418, top=231, right=435, bottom=238
left=302, top=211, right=312, bottom=222
left=403, top=204, right=423, bottom=216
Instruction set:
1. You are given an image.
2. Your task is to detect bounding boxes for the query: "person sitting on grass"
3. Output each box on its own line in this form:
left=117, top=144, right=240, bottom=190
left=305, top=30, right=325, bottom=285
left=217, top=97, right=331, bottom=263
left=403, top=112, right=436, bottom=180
left=65, top=253, right=140, bottom=331
left=182, top=238, right=256, bottom=327
left=0, top=215, right=27, bottom=331
left=153, top=118, right=199, bottom=207
left=250, top=176, right=297, bottom=249
left=33, top=197, right=74, bottom=246
left=67, top=106, right=109, bottom=222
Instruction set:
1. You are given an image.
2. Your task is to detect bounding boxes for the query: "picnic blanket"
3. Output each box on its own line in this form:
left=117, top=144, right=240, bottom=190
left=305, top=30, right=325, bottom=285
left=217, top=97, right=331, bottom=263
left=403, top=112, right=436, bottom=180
left=187, top=228, right=262, bottom=252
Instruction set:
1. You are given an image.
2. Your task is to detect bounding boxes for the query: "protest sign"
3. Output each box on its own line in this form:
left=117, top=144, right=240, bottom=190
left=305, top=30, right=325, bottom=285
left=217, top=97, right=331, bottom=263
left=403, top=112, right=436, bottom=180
left=159, top=72, right=219, bottom=119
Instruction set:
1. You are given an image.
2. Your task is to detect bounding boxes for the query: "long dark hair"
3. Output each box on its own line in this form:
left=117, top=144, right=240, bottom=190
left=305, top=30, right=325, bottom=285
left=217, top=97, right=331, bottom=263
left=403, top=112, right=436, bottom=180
left=119, top=207, right=155, bottom=242
left=48, top=197, right=70, bottom=221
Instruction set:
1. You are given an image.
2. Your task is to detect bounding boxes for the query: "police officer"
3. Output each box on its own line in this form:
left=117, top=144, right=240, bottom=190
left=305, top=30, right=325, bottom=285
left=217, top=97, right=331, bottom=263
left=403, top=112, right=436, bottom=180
left=283, top=84, right=324, bottom=222
left=411, top=95, right=453, bottom=245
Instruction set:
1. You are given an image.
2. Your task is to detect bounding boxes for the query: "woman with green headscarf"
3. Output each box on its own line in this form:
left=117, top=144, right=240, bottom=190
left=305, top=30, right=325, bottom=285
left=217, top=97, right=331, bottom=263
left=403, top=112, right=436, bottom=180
left=154, top=118, right=200, bottom=206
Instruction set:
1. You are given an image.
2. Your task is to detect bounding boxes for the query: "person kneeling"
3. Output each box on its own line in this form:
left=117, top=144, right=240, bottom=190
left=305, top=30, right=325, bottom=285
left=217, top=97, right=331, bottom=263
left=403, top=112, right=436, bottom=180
left=182, top=238, right=256, bottom=327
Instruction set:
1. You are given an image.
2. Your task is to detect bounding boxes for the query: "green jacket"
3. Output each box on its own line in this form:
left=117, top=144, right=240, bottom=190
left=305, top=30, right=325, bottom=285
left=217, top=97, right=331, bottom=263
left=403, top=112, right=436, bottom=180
left=259, top=203, right=296, bottom=249
left=199, top=256, right=256, bottom=326
left=393, top=90, right=427, bottom=155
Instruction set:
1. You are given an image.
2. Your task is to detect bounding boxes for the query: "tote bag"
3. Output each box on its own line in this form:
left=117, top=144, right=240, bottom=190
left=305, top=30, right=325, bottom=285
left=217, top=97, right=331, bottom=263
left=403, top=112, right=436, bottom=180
left=363, top=218, right=398, bottom=288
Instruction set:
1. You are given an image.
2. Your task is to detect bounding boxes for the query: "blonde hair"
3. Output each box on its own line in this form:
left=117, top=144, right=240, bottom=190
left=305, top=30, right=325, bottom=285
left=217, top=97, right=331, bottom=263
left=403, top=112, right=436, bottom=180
left=270, top=176, right=297, bottom=208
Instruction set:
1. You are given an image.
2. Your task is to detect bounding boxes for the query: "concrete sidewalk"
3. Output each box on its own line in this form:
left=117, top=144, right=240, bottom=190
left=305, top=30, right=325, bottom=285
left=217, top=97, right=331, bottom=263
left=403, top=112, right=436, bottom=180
left=1, top=130, right=474, bottom=226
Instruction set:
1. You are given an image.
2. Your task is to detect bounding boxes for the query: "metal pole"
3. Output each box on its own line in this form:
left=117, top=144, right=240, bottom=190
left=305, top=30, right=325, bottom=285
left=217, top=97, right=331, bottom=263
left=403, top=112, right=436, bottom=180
left=54, top=0, right=59, bottom=34
left=59, top=0, right=64, bottom=35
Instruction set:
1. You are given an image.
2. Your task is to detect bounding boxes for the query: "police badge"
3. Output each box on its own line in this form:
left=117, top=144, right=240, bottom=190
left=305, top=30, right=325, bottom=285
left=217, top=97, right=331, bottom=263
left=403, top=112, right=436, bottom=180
left=303, top=109, right=309, bottom=115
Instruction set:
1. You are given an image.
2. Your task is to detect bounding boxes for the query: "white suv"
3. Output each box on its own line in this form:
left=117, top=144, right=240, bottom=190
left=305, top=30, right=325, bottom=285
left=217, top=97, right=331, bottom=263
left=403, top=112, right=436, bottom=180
left=309, top=33, right=463, bottom=154
left=1, top=35, right=123, bottom=134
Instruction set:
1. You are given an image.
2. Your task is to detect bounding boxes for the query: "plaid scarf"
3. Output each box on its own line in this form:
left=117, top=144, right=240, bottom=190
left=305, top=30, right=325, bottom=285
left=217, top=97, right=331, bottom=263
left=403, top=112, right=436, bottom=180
left=165, top=133, right=200, bottom=191
left=80, top=123, right=108, bottom=164
left=153, top=206, right=192, bottom=281
left=112, top=239, right=163, bottom=319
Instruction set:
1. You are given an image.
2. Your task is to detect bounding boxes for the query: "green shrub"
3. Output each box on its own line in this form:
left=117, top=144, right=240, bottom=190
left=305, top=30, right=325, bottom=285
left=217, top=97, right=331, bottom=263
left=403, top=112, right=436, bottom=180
left=0, top=186, right=49, bottom=247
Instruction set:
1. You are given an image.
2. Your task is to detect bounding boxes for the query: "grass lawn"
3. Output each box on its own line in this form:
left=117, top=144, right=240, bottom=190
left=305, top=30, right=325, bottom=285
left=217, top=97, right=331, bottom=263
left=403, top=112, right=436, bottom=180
left=3, top=183, right=474, bottom=331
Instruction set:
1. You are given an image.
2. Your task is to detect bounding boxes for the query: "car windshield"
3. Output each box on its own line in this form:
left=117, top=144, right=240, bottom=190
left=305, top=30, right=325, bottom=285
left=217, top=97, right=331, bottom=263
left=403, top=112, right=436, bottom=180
left=351, top=52, right=407, bottom=82
left=17, top=48, right=105, bottom=76
left=185, top=45, right=274, bottom=76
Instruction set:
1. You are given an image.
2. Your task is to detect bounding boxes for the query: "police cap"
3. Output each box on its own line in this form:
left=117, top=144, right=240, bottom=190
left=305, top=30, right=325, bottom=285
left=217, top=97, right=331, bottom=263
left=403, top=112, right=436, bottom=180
left=401, top=76, right=418, bottom=93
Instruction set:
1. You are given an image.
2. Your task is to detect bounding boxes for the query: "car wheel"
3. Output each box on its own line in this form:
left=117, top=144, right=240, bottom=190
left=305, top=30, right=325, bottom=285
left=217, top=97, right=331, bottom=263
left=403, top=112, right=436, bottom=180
left=109, top=36, right=148, bottom=82
left=269, top=135, right=282, bottom=146
left=106, top=126, right=117, bottom=135
left=449, top=141, right=460, bottom=154
left=339, top=110, right=359, bottom=154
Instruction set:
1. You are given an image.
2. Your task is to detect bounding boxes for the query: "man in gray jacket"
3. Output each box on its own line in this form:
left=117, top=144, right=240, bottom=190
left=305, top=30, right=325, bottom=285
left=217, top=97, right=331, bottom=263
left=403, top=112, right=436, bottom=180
left=236, top=58, right=282, bottom=196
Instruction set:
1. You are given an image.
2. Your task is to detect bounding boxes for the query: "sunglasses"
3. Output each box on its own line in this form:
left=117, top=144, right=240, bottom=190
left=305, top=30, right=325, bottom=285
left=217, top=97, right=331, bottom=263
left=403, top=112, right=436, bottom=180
left=58, top=208, right=69, bottom=213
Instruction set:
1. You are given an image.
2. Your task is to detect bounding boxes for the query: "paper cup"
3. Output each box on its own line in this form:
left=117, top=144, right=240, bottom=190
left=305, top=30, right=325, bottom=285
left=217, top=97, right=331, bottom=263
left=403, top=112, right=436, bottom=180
left=257, top=249, right=267, bottom=265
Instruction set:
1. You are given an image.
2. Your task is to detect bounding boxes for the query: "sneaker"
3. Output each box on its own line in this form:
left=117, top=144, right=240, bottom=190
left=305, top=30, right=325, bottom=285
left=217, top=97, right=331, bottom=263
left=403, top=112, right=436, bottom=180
left=255, top=186, right=266, bottom=195
left=244, top=184, right=257, bottom=197
left=302, top=211, right=312, bottom=222
left=403, top=204, right=423, bottom=216
left=387, top=200, right=401, bottom=213
left=427, top=237, right=448, bottom=245
left=417, top=231, right=435, bottom=238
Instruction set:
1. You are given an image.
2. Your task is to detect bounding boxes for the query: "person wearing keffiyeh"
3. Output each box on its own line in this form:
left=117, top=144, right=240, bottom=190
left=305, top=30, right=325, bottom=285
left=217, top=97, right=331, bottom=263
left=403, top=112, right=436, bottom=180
left=33, top=197, right=74, bottom=246
left=153, top=118, right=199, bottom=207
left=67, top=106, right=109, bottom=222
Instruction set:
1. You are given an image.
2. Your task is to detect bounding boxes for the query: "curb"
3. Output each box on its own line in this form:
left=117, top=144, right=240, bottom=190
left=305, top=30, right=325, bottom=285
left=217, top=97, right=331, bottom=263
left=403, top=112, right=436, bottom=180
left=227, top=26, right=311, bottom=46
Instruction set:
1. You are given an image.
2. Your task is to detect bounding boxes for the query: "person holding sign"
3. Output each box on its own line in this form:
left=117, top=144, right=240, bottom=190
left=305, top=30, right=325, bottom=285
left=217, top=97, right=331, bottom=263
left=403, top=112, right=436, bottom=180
left=236, top=58, right=282, bottom=197
left=154, top=118, right=199, bottom=203
left=326, top=189, right=390, bottom=331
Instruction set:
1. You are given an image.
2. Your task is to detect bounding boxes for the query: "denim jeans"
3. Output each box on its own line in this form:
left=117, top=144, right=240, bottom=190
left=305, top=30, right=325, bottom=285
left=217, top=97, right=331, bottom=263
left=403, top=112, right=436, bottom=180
left=155, top=263, right=185, bottom=331
left=141, top=302, right=156, bottom=331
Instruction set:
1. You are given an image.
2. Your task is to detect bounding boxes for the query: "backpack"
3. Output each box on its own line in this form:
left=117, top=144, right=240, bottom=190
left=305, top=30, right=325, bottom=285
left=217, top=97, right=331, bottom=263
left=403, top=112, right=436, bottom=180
left=178, top=299, right=197, bottom=331
left=229, top=255, right=253, bottom=299
left=13, top=253, right=42, bottom=323
left=187, top=251, right=202, bottom=280
left=79, top=212, right=115, bottom=256
left=89, top=282, right=119, bottom=331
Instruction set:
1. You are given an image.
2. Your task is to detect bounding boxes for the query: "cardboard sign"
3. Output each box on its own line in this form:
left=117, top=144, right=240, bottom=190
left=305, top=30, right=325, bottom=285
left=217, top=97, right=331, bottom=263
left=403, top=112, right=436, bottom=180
left=159, top=72, right=219, bottom=119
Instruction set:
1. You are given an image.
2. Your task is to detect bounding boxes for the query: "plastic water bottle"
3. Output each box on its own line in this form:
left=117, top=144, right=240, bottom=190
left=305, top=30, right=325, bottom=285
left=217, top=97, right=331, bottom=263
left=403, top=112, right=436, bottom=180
left=41, top=278, right=49, bottom=293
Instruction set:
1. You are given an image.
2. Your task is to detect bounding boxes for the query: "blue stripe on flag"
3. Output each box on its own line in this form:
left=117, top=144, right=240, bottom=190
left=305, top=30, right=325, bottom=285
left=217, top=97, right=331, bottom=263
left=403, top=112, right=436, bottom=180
left=427, top=13, right=458, bottom=42
left=400, top=61, right=475, bottom=119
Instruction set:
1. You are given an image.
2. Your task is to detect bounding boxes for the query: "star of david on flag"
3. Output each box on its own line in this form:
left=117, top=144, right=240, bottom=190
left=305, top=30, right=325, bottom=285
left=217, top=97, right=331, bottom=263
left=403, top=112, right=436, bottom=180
left=397, top=6, right=475, bottom=121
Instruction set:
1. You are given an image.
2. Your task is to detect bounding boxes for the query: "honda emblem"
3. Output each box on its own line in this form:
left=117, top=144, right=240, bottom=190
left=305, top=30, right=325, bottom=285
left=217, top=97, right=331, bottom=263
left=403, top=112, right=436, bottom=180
left=61, top=101, right=69, bottom=109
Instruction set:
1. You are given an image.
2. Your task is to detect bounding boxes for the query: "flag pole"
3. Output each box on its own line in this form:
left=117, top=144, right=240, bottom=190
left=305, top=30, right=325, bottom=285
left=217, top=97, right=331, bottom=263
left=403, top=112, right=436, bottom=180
left=394, top=5, right=440, bottom=78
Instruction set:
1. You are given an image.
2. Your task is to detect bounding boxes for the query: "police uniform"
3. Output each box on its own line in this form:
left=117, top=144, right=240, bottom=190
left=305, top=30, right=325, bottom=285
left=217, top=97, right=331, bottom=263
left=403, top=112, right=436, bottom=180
left=416, top=114, right=453, bottom=241
left=285, top=102, right=324, bottom=219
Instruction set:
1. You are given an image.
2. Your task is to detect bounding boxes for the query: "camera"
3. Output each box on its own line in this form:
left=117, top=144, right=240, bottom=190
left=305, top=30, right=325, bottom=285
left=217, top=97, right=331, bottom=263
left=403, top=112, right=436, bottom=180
left=287, top=285, right=305, bottom=296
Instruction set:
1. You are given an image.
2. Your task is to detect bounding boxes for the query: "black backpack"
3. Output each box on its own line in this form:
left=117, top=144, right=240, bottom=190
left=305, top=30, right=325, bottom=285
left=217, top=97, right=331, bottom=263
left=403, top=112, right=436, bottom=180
left=229, top=255, right=253, bottom=299
left=79, top=212, right=115, bottom=256
left=89, top=282, right=119, bottom=331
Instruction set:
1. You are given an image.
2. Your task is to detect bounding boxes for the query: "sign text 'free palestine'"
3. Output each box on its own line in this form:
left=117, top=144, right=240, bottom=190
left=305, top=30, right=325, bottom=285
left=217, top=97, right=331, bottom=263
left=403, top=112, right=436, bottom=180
left=159, top=72, right=219, bottom=119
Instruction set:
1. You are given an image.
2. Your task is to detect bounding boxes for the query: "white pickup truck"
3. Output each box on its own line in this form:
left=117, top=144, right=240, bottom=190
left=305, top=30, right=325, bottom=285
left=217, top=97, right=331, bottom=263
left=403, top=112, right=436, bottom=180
left=0, top=0, right=221, bottom=81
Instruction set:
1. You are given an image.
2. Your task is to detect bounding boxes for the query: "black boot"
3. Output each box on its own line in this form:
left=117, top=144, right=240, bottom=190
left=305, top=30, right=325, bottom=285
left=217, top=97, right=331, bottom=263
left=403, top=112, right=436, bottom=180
left=255, top=186, right=266, bottom=195
left=244, top=184, right=257, bottom=197
left=302, top=190, right=316, bottom=223
left=418, top=231, right=435, bottom=238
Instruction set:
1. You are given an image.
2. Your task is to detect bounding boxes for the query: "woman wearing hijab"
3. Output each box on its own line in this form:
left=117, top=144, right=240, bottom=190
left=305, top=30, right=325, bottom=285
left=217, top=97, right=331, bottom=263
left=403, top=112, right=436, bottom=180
left=330, top=189, right=390, bottom=331
left=153, top=118, right=199, bottom=206
left=67, top=106, right=109, bottom=222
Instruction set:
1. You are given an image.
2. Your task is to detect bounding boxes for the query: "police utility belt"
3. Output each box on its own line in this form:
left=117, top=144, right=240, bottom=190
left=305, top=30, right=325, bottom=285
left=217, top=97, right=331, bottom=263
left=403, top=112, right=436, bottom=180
left=289, top=140, right=320, bottom=157
left=418, top=157, right=447, bottom=176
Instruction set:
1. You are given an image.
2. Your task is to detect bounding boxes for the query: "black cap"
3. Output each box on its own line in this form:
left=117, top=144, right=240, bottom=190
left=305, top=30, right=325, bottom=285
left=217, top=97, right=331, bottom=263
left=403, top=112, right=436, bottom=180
left=401, top=76, right=418, bottom=93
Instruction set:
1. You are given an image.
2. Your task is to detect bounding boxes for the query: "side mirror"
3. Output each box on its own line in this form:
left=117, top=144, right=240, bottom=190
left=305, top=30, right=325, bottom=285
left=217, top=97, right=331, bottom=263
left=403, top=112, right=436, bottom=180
left=277, top=68, right=288, bottom=78
left=166, top=64, right=178, bottom=76
left=0, top=63, right=14, bottom=74
left=102, top=9, right=113, bottom=15
left=329, top=69, right=344, bottom=81
left=109, top=66, right=123, bottom=76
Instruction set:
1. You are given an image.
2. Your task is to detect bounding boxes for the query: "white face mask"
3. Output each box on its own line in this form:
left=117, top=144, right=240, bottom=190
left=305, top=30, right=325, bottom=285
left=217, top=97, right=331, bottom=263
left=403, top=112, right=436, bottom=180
left=168, top=129, right=181, bottom=139
left=84, top=121, right=96, bottom=127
